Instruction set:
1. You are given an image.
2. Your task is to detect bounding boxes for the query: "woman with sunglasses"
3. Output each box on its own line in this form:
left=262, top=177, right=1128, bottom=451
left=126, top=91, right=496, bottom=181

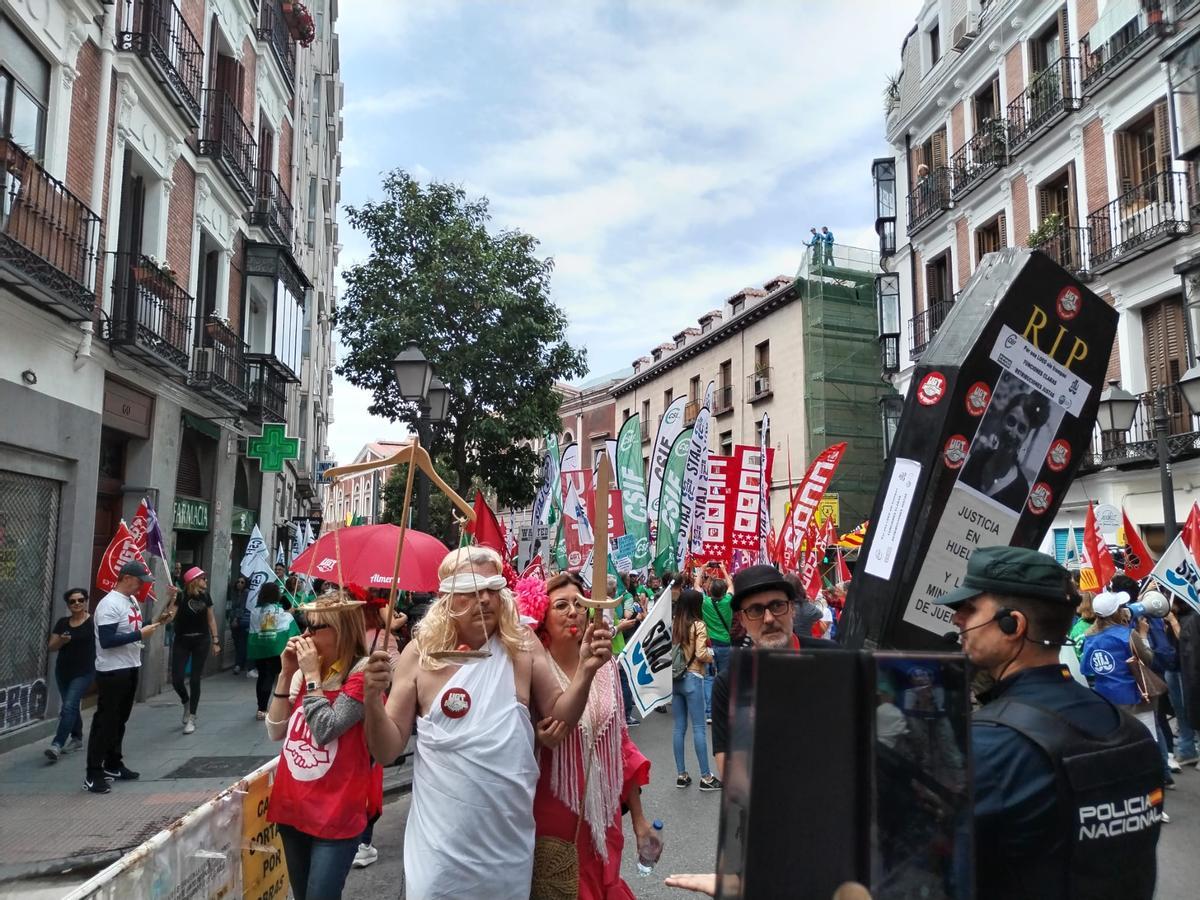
left=265, top=592, right=379, bottom=900
left=45, top=588, right=96, bottom=761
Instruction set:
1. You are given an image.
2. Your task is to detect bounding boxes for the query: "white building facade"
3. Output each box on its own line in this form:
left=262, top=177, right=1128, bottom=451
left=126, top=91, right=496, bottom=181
left=876, top=0, right=1200, bottom=557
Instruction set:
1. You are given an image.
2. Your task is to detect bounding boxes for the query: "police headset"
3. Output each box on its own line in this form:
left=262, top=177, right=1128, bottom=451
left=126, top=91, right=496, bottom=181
left=949, top=607, right=1069, bottom=647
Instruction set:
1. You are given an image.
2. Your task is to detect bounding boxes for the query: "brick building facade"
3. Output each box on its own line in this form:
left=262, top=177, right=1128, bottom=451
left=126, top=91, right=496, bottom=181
left=0, top=0, right=343, bottom=734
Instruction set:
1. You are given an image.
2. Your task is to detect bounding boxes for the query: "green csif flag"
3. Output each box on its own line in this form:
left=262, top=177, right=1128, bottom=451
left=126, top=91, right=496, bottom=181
left=615, top=414, right=651, bottom=573
left=653, top=427, right=693, bottom=576
left=543, top=433, right=568, bottom=572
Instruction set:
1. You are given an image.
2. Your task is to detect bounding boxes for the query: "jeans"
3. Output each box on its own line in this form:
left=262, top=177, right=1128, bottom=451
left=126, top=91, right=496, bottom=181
left=231, top=623, right=249, bottom=671
left=255, top=656, right=283, bottom=712
left=672, top=671, right=711, bottom=777
left=619, top=665, right=636, bottom=722
left=361, top=813, right=380, bottom=846
left=278, top=823, right=359, bottom=900
left=87, top=667, right=138, bottom=779
left=1166, top=669, right=1198, bottom=759
left=172, top=634, right=211, bottom=714
left=52, top=670, right=93, bottom=747
left=706, top=643, right=731, bottom=719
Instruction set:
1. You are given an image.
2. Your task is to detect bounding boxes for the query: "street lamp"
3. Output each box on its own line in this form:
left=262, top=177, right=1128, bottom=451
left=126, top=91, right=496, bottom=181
left=1097, top=379, right=1193, bottom=546
left=391, top=346, right=449, bottom=532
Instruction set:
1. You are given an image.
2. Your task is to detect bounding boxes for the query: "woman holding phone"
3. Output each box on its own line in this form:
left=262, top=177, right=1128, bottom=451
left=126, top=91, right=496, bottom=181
left=45, top=588, right=96, bottom=761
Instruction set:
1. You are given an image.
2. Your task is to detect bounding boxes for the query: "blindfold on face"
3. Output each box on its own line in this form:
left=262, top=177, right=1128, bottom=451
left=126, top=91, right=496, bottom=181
left=439, top=573, right=508, bottom=595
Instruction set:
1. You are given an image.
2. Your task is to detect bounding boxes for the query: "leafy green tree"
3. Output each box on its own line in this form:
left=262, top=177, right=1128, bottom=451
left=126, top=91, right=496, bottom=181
left=336, top=172, right=587, bottom=506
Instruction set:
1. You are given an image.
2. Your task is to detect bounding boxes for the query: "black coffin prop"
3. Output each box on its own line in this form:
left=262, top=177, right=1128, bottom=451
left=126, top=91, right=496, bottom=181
left=840, top=248, right=1117, bottom=650
left=714, top=648, right=972, bottom=899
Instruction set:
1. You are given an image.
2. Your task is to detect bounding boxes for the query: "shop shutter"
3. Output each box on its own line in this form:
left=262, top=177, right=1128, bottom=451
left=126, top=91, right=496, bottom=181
left=931, top=128, right=948, bottom=169
left=176, top=442, right=203, bottom=497
left=998, top=211, right=1008, bottom=247
left=1154, top=100, right=1172, bottom=182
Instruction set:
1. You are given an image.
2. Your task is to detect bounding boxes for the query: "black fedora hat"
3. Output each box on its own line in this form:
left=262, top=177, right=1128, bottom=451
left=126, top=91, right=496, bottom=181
left=731, top=564, right=795, bottom=611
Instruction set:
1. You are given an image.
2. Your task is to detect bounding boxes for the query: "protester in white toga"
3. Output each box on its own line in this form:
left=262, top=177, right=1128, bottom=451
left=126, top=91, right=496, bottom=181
left=362, top=546, right=613, bottom=900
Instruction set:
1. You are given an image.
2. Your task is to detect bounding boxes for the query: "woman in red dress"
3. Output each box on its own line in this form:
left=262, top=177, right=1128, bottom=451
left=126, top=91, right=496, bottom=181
left=519, top=572, right=653, bottom=900
left=263, top=592, right=383, bottom=900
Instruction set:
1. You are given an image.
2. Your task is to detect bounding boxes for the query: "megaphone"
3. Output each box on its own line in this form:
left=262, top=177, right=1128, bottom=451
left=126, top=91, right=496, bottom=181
left=1129, top=590, right=1170, bottom=619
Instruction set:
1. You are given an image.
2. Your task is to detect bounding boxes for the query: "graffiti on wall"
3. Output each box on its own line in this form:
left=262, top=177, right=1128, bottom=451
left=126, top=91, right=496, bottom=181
left=1, top=680, right=48, bottom=732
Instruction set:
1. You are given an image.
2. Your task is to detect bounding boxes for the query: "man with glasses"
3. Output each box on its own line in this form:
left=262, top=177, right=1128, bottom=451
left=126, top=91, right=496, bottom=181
left=709, top=564, right=828, bottom=778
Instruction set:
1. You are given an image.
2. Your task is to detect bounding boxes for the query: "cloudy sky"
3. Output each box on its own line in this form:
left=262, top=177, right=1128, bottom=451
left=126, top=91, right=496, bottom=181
left=328, top=0, right=922, bottom=463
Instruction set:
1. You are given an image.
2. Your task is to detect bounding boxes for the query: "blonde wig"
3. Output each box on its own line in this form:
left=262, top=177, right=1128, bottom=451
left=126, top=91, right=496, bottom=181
left=414, top=546, right=528, bottom=670
left=304, top=590, right=369, bottom=679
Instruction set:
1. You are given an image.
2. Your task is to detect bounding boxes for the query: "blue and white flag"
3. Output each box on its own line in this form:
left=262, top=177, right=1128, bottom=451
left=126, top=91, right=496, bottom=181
left=618, top=585, right=674, bottom=717
left=275, top=542, right=286, bottom=567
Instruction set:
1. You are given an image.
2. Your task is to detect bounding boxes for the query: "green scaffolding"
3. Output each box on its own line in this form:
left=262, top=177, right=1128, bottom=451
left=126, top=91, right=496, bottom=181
left=796, top=244, right=892, bottom=530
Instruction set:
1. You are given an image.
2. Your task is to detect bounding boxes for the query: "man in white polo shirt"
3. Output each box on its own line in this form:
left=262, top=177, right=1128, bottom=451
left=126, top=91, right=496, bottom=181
left=84, top=560, right=174, bottom=794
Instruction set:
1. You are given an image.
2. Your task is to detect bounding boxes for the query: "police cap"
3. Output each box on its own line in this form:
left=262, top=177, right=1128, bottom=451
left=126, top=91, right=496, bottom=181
left=934, top=546, right=1071, bottom=609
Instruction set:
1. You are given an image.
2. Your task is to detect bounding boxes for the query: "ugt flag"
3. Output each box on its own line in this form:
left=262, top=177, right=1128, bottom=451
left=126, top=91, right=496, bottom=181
left=618, top=585, right=674, bottom=717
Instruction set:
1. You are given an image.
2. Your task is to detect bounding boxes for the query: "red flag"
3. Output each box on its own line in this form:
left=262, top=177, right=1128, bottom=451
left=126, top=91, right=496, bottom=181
left=776, top=443, right=846, bottom=574
left=465, top=491, right=507, bottom=555
left=836, top=547, right=852, bottom=584
left=521, top=559, right=546, bottom=580
left=800, top=518, right=836, bottom=600
left=95, top=520, right=154, bottom=601
left=1183, top=502, right=1200, bottom=564
left=1121, top=509, right=1153, bottom=580
left=1084, top=502, right=1116, bottom=590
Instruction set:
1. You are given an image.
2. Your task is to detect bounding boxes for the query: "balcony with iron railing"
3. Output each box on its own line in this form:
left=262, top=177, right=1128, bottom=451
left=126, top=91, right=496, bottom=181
left=189, top=316, right=249, bottom=410
left=257, top=0, right=297, bottom=86
left=1086, top=171, right=1190, bottom=275
left=1081, top=2, right=1169, bottom=93
left=1032, top=221, right=1091, bottom=280
left=250, top=169, right=294, bottom=248
left=199, top=89, right=257, bottom=203
left=247, top=356, right=289, bottom=423
left=1007, top=56, right=1083, bottom=155
left=747, top=367, right=773, bottom=402
left=0, top=138, right=100, bottom=321
left=949, top=120, right=1008, bottom=201
left=1077, top=384, right=1200, bottom=472
left=108, top=252, right=193, bottom=373
left=714, top=384, right=734, bottom=415
left=909, top=299, right=956, bottom=359
left=117, top=0, right=204, bottom=125
left=906, top=166, right=952, bottom=234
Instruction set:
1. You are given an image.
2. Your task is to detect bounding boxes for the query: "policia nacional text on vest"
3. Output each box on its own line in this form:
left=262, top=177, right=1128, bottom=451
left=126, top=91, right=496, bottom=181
left=975, top=698, right=1162, bottom=899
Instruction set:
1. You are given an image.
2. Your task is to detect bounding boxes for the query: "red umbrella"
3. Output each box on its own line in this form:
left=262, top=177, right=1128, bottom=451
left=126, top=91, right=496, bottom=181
left=290, top=524, right=448, bottom=595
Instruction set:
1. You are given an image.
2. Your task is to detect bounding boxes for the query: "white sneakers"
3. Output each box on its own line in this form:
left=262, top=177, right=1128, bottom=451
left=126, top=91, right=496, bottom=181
left=352, top=844, right=378, bottom=868
left=182, top=706, right=190, bottom=726
left=183, top=715, right=196, bottom=735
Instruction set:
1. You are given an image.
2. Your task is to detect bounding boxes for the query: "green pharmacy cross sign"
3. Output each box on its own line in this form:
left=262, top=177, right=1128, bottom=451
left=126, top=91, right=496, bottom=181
left=246, top=423, right=301, bottom=473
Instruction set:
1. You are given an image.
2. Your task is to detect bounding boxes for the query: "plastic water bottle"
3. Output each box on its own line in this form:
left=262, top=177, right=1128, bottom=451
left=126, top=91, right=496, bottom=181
left=636, top=820, right=664, bottom=876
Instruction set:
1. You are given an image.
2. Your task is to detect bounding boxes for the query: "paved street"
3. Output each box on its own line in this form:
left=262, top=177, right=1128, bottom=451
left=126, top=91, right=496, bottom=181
left=346, top=703, right=1200, bottom=900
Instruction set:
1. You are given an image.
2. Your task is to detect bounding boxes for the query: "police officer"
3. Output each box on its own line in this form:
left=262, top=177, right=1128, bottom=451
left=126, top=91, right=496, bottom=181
left=941, top=546, right=1163, bottom=900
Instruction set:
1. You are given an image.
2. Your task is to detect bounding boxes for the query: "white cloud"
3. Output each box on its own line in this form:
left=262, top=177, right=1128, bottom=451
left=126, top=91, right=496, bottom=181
left=342, top=85, right=453, bottom=116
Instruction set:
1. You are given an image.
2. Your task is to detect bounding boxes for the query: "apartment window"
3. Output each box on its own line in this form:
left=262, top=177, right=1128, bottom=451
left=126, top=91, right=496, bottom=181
left=1142, top=295, right=1188, bottom=393
left=754, top=417, right=766, bottom=446
left=622, top=408, right=630, bottom=422
left=1030, top=11, right=1064, bottom=74
left=754, top=340, right=770, bottom=373
left=651, top=348, right=663, bottom=361
left=689, top=375, right=701, bottom=402
left=929, top=23, right=941, bottom=67
left=1037, top=167, right=1076, bottom=225
left=974, top=76, right=1000, bottom=128
left=306, top=176, right=318, bottom=245
left=916, top=127, right=948, bottom=173
left=719, top=430, right=733, bottom=457
left=0, top=18, right=50, bottom=160
left=730, top=298, right=744, bottom=315
left=926, top=251, right=952, bottom=305
left=641, top=399, right=650, bottom=422
left=310, top=75, right=322, bottom=136
left=663, top=388, right=673, bottom=407
left=674, top=335, right=686, bottom=349
left=1116, top=102, right=1171, bottom=195
left=975, top=213, right=1007, bottom=260
left=701, top=317, right=713, bottom=334
left=719, top=359, right=732, bottom=389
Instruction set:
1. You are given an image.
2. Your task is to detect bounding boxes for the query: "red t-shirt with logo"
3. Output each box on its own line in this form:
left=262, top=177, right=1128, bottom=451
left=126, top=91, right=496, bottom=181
left=268, top=671, right=382, bottom=839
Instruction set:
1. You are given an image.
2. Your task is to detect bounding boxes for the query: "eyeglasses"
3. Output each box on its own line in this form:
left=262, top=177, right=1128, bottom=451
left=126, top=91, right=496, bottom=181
left=67, top=596, right=87, bottom=604
left=741, top=599, right=791, bottom=620
left=305, top=622, right=331, bottom=633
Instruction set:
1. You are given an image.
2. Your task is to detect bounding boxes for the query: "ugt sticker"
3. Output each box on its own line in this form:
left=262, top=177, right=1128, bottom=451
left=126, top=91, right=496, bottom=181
left=441, top=687, right=471, bottom=719
left=1046, top=439, right=1071, bottom=473
left=1056, top=285, right=1082, bottom=321
left=965, top=381, right=991, bottom=417
left=1027, top=482, right=1053, bottom=515
left=943, top=435, right=969, bottom=469
left=917, top=372, right=947, bottom=406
